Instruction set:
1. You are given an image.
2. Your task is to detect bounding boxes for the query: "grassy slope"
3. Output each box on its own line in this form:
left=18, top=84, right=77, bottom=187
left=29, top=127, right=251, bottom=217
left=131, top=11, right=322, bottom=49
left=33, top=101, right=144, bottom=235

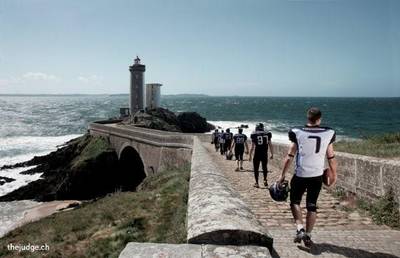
left=335, top=132, right=400, bottom=158
left=71, top=135, right=112, bottom=169
left=0, top=166, right=190, bottom=258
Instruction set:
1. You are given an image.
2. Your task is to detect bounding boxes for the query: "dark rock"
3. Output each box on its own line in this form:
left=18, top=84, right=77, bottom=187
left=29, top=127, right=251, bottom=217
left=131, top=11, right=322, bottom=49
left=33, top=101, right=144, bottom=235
left=0, top=176, right=15, bottom=186
left=0, top=134, right=144, bottom=202
left=131, top=107, right=214, bottom=133
left=133, top=108, right=181, bottom=132
left=177, top=112, right=215, bottom=133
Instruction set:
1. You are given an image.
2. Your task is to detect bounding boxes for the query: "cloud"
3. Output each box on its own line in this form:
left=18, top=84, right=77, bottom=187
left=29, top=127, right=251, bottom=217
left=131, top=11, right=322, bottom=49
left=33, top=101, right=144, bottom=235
left=77, top=75, right=103, bottom=84
left=22, top=72, right=59, bottom=81
left=0, top=72, right=61, bottom=94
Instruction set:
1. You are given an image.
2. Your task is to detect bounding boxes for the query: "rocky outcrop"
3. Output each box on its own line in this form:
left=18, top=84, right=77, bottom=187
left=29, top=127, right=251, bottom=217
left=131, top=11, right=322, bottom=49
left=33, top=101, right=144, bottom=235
left=131, top=108, right=215, bottom=133
left=132, top=108, right=181, bottom=132
left=0, top=134, right=143, bottom=202
left=177, top=112, right=215, bottom=133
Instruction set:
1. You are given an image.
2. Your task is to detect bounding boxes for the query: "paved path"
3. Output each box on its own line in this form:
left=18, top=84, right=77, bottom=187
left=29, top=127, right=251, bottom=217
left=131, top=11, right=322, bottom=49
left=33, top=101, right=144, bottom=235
left=203, top=142, right=400, bottom=258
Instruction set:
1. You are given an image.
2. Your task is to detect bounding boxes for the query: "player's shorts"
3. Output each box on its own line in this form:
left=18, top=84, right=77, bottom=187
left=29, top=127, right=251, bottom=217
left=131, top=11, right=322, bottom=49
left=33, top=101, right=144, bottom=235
left=224, top=140, right=232, bottom=150
left=234, top=145, right=245, bottom=160
left=213, top=137, right=218, bottom=144
left=290, top=174, right=323, bottom=212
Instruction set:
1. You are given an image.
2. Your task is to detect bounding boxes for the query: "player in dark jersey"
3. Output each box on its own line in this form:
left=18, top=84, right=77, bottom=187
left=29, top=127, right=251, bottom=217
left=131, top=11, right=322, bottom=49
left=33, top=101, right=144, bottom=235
left=230, top=128, right=249, bottom=171
left=223, top=128, right=233, bottom=158
left=211, top=129, right=220, bottom=152
left=249, top=123, right=274, bottom=188
left=219, top=130, right=225, bottom=155
left=278, top=107, right=338, bottom=248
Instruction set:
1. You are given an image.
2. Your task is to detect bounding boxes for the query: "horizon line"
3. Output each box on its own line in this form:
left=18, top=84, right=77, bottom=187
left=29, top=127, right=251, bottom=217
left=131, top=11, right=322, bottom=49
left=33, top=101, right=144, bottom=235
left=0, top=93, right=399, bottom=98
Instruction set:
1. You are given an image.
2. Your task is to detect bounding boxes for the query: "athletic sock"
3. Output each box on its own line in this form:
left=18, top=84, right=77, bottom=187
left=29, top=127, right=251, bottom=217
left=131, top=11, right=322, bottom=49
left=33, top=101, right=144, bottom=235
left=296, top=224, right=304, bottom=231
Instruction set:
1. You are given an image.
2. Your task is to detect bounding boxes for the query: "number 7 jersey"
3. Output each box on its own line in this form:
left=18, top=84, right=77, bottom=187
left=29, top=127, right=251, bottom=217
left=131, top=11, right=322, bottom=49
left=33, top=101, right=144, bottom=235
left=289, top=126, right=336, bottom=178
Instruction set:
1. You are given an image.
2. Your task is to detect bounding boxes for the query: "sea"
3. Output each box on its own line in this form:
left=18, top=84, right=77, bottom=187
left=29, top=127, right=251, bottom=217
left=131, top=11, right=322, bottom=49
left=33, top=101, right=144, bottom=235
left=0, top=95, right=399, bottom=235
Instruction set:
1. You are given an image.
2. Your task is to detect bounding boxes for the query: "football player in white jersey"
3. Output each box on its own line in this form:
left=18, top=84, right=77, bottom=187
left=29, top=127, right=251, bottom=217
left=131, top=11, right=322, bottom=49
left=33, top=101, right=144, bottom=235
left=278, top=107, right=337, bottom=248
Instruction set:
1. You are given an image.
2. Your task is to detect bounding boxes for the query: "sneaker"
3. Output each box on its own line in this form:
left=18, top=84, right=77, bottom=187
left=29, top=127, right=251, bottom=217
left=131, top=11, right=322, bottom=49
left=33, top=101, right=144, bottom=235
left=253, top=183, right=259, bottom=188
left=294, top=229, right=305, bottom=243
left=235, top=167, right=240, bottom=171
left=302, top=233, right=313, bottom=248
left=240, top=167, right=244, bottom=170
left=263, top=179, right=268, bottom=187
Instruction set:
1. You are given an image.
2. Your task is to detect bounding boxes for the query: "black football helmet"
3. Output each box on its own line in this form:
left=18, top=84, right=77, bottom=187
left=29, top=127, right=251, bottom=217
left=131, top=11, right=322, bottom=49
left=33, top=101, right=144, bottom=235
left=256, top=123, right=264, bottom=131
left=269, top=181, right=289, bottom=202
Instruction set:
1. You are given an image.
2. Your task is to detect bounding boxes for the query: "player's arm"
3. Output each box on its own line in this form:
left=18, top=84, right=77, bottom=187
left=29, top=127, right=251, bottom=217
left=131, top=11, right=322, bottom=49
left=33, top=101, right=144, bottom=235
left=231, top=139, right=235, bottom=150
left=278, top=143, right=297, bottom=183
left=249, top=142, right=255, bottom=161
left=268, top=141, right=274, bottom=160
left=245, top=141, right=249, bottom=154
left=326, top=143, right=337, bottom=186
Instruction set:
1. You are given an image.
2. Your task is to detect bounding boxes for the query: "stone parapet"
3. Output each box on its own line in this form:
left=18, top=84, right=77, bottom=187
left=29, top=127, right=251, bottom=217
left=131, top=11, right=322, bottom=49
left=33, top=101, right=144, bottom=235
left=118, top=242, right=271, bottom=258
left=187, top=137, right=273, bottom=250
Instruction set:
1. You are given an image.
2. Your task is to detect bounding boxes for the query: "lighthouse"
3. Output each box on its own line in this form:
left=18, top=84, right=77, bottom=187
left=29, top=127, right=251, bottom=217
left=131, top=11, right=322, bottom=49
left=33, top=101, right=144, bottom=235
left=129, top=56, right=146, bottom=114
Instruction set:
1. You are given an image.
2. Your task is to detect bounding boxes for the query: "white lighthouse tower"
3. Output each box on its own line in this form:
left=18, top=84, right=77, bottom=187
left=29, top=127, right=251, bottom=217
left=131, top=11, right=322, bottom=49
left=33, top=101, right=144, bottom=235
left=146, top=83, right=162, bottom=110
left=129, top=56, right=146, bottom=114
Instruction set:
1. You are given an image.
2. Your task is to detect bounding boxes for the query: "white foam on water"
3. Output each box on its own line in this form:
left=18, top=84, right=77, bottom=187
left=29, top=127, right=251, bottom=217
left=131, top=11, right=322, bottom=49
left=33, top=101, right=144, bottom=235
left=208, top=121, right=290, bottom=144
left=0, top=134, right=82, bottom=166
left=0, top=166, right=43, bottom=197
left=0, top=134, right=82, bottom=197
left=0, top=200, right=42, bottom=237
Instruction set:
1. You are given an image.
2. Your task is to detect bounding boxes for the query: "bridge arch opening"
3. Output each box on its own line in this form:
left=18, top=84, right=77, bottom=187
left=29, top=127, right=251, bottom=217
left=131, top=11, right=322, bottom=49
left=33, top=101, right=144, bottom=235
left=118, top=146, right=146, bottom=191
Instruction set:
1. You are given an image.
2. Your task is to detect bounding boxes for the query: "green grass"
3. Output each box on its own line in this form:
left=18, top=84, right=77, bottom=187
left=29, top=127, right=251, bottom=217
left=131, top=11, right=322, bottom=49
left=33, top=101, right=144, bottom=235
left=333, top=187, right=400, bottom=229
left=0, top=165, right=190, bottom=258
left=71, top=135, right=111, bottom=169
left=358, top=189, right=400, bottom=229
left=335, top=132, right=400, bottom=158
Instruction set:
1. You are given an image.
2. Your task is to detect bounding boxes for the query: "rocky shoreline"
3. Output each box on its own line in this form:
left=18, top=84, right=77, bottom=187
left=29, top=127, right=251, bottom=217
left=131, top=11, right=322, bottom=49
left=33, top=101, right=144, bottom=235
left=0, top=109, right=214, bottom=202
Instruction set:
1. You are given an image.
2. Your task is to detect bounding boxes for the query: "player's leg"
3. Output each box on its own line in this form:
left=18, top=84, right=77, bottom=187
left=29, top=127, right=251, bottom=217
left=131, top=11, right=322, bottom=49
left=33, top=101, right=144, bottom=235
left=290, top=175, right=307, bottom=243
left=303, top=176, right=323, bottom=247
left=261, top=157, right=268, bottom=186
left=253, top=157, right=261, bottom=187
left=234, top=147, right=240, bottom=171
left=239, top=148, right=244, bottom=170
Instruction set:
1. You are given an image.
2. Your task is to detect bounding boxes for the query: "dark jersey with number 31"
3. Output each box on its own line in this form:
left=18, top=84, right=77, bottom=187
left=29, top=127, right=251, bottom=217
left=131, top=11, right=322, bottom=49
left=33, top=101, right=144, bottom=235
left=251, top=130, right=272, bottom=157
left=289, top=126, right=335, bottom=178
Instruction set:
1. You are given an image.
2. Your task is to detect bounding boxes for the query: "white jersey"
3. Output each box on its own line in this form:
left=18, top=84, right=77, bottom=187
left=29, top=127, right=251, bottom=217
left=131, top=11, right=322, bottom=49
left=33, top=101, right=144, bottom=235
left=289, top=126, right=336, bottom=178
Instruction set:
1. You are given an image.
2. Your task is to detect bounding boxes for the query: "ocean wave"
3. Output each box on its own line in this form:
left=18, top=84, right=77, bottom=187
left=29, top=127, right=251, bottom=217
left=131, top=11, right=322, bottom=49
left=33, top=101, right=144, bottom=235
left=0, top=134, right=81, bottom=197
left=0, top=166, right=42, bottom=197
left=0, top=134, right=82, bottom=167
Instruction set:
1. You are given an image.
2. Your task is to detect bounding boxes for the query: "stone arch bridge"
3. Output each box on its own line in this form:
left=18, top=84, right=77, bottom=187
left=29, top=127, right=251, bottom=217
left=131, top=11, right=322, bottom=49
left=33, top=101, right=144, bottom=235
left=88, top=121, right=194, bottom=177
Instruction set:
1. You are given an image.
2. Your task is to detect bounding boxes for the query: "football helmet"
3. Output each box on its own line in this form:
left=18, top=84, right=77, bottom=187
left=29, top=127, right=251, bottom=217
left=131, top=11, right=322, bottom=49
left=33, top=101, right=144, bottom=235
left=269, top=180, right=289, bottom=202
left=256, top=123, right=264, bottom=131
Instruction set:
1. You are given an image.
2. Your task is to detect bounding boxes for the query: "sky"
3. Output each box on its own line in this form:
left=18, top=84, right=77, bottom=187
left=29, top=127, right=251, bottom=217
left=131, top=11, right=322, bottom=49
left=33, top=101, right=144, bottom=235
left=0, top=0, right=399, bottom=97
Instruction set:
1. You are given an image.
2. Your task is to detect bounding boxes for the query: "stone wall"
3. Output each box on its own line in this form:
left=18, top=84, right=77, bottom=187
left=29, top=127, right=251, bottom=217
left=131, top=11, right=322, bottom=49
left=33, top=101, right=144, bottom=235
left=269, top=142, right=400, bottom=206
left=187, top=137, right=273, bottom=250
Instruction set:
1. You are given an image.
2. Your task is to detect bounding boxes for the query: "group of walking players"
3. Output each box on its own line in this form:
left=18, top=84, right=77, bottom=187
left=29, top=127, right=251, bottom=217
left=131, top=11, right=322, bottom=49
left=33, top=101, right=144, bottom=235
left=212, top=122, right=273, bottom=188
left=210, top=107, right=338, bottom=248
